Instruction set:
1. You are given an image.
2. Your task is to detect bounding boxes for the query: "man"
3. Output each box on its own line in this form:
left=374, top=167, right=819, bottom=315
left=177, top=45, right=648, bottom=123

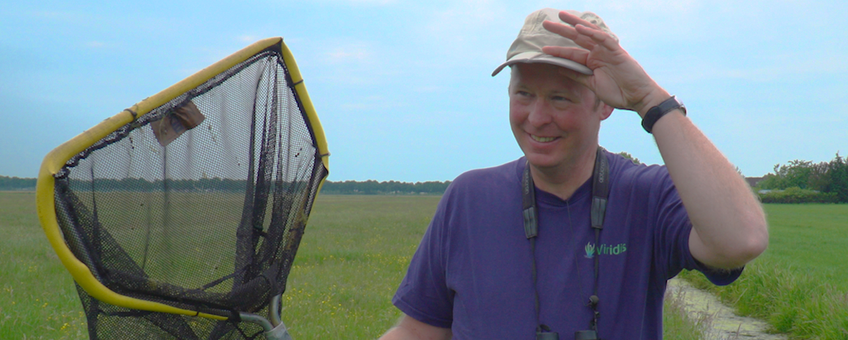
left=380, top=8, right=768, bottom=340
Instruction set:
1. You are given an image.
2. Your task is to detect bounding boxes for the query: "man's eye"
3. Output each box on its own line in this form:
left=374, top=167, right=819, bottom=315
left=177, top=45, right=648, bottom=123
left=552, top=95, right=571, bottom=102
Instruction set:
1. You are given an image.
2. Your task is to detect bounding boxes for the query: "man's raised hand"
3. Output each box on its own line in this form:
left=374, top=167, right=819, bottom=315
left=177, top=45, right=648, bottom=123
left=541, top=10, right=668, bottom=116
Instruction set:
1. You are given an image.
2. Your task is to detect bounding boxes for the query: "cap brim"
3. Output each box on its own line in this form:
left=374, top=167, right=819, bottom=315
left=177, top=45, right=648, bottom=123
left=491, top=51, right=593, bottom=77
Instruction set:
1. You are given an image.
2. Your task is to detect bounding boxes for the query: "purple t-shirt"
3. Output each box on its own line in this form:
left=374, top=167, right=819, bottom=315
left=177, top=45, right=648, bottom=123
left=392, top=151, right=741, bottom=339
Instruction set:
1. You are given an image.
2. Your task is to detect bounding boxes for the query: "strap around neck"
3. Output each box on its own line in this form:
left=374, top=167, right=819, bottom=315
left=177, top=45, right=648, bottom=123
left=521, top=146, right=611, bottom=336
left=591, top=148, right=610, bottom=230
left=522, top=147, right=610, bottom=238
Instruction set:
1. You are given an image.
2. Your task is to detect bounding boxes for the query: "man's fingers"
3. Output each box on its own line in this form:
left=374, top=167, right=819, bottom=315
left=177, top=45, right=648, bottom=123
left=541, top=20, right=576, bottom=39
left=540, top=46, right=592, bottom=85
left=541, top=46, right=589, bottom=65
left=542, top=21, right=597, bottom=50
left=574, top=24, right=620, bottom=51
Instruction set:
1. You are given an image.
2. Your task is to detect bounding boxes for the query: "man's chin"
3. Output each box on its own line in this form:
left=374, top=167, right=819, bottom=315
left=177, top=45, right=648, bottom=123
left=524, top=155, right=559, bottom=170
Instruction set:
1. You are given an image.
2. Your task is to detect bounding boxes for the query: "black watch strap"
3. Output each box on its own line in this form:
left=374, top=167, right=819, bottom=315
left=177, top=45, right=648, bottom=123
left=641, top=96, right=686, bottom=133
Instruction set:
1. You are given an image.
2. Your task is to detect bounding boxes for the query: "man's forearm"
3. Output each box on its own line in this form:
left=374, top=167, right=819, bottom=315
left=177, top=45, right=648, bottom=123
left=649, top=104, right=768, bottom=269
left=379, top=315, right=452, bottom=340
left=380, top=326, right=415, bottom=340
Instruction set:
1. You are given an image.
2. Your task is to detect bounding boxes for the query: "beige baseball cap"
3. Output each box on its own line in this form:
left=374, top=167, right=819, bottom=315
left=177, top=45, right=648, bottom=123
left=491, top=8, right=618, bottom=77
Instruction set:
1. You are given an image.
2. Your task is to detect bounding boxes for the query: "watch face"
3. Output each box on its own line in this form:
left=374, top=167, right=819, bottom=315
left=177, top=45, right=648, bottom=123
left=673, top=96, right=686, bottom=114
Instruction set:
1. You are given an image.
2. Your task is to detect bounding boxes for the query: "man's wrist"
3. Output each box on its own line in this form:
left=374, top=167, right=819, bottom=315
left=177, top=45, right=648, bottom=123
left=641, top=96, right=686, bottom=133
left=634, top=89, right=671, bottom=118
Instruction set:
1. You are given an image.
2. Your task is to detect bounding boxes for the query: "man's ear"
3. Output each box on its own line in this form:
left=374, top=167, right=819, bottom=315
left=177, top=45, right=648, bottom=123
left=598, top=102, right=614, bottom=121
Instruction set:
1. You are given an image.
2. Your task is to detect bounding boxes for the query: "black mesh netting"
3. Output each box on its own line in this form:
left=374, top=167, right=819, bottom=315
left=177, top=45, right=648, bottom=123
left=52, top=42, right=327, bottom=339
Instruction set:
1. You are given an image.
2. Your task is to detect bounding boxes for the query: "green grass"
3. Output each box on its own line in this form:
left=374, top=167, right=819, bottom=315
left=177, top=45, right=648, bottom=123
left=662, top=287, right=709, bottom=340
left=0, top=191, right=88, bottom=339
left=282, top=195, right=439, bottom=338
left=3, top=192, right=708, bottom=339
left=759, top=204, right=848, bottom=290
left=679, top=203, right=848, bottom=339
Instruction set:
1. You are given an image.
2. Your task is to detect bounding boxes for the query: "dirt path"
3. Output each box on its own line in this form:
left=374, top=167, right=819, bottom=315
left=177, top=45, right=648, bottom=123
left=667, top=278, right=787, bottom=340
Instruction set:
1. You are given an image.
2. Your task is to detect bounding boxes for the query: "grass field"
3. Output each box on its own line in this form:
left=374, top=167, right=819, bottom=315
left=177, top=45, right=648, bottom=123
left=0, top=193, right=439, bottom=339
left=0, top=191, right=88, bottom=339
left=680, top=203, right=848, bottom=339
left=8, top=192, right=834, bottom=339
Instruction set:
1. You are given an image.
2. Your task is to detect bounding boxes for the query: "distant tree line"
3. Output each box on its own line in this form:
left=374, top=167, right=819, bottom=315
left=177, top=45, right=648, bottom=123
left=0, top=176, right=36, bottom=191
left=10, top=150, right=843, bottom=201
left=617, top=151, right=642, bottom=165
left=0, top=175, right=451, bottom=195
left=69, top=177, right=250, bottom=192
left=755, top=153, right=848, bottom=203
left=1, top=176, right=301, bottom=192
left=320, top=180, right=451, bottom=195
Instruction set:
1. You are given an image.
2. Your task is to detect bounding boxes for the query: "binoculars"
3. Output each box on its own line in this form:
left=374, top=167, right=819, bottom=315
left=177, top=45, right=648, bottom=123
left=535, top=330, right=598, bottom=340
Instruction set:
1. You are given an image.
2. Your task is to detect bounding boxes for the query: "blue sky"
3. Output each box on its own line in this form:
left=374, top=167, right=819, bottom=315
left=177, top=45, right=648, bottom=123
left=1, top=0, right=846, bottom=182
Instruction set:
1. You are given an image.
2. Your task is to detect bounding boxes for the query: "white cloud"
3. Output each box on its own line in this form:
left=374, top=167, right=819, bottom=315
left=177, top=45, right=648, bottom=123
left=663, top=51, right=848, bottom=85
left=423, top=0, right=510, bottom=41
left=325, top=45, right=372, bottom=63
left=31, top=10, right=88, bottom=22
left=309, top=0, right=397, bottom=5
left=347, top=0, right=397, bottom=4
left=603, top=0, right=699, bottom=13
left=414, top=0, right=514, bottom=69
left=412, top=85, right=444, bottom=93
left=85, top=41, right=106, bottom=48
left=338, top=95, right=400, bottom=111
left=237, top=35, right=262, bottom=43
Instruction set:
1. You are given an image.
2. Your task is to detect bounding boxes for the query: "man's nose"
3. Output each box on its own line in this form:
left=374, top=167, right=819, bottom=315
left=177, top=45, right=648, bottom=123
left=527, top=99, right=553, bottom=126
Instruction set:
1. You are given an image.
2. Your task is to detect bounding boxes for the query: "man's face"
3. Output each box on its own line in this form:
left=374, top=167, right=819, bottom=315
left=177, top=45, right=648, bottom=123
left=509, top=63, right=610, bottom=171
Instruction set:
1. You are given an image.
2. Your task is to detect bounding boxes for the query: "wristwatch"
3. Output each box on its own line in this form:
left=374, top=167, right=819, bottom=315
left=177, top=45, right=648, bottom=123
left=641, top=96, right=686, bottom=133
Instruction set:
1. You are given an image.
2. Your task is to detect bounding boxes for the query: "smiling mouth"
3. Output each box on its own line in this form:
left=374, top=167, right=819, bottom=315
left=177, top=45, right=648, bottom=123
left=531, top=134, right=557, bottom=143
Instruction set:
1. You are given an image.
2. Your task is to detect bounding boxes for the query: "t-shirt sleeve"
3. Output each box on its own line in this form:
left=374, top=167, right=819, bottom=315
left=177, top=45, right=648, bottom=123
left=652, top=168, right=743, bottom=286
left=391, top=192, right=455, bottom=328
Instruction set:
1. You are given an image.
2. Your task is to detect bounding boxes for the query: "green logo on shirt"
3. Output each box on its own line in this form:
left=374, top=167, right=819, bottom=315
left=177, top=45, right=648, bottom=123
left=584, top=242, right=627, bottom=258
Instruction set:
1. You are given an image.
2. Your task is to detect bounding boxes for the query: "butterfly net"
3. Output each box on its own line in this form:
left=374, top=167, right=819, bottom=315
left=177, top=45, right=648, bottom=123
left=50, top=41, right=327, bottom=339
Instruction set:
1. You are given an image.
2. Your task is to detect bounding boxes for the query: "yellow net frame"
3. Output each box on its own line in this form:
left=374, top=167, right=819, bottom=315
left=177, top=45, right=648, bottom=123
left=35, top=37, right=329, bottom=320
